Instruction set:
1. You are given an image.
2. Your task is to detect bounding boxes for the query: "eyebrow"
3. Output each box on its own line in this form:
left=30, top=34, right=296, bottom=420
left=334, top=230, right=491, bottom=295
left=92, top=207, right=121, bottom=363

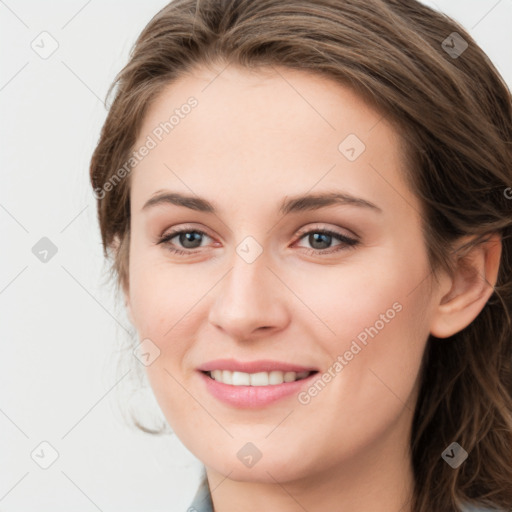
left=142, top=190, right=382, bottom=214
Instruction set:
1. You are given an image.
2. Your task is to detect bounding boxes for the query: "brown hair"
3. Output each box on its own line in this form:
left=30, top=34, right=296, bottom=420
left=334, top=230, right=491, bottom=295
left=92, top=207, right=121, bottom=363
left=89, top=1, right=512, bottom=511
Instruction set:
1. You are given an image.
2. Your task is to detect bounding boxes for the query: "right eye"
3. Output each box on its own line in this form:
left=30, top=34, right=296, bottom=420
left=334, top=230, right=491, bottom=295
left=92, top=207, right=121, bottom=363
left=157, top=228, right=214, bottom=255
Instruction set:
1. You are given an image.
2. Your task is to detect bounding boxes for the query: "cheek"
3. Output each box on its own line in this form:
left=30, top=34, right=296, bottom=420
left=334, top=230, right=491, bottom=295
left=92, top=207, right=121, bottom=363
left=127, top=260, right=205, bottom=427
left=285, top=269, right=430, bottom=468
left=127, top=243, right=207, bottom=338
left=289, top=243, right=430, bottom=349
left=298, top=242, right=432, bottom=404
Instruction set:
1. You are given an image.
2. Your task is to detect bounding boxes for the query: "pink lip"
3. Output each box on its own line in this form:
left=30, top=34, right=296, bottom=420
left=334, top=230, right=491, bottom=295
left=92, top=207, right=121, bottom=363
left=197, top=358, right=318, bottom=373
left=198, top=371, right=318, bottom=408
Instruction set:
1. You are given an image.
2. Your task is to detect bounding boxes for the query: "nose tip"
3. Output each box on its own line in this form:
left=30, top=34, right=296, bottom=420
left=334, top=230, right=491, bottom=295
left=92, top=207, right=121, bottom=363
left=207, top=258, right=289, bottom=341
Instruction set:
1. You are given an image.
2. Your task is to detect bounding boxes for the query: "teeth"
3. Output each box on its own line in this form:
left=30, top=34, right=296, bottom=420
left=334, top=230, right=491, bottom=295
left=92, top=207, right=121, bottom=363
left=208, top=370, right=312, bottom=386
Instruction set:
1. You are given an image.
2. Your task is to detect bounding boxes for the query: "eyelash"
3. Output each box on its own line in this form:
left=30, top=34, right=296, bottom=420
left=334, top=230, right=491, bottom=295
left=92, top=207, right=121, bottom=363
left=156, top=225, right=360, bottom=256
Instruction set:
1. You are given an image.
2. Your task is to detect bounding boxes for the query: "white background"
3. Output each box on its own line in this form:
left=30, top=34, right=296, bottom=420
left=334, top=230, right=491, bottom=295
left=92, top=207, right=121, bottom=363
left=1, top=1, right=511, bottom=511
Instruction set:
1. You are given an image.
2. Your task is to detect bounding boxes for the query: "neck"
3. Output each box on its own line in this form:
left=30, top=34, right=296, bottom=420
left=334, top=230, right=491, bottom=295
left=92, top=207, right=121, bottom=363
left=205, top=408, right=416, bottom=512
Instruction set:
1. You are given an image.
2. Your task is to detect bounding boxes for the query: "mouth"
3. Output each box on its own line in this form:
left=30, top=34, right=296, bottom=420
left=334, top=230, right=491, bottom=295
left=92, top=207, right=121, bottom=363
left=198, top=368, right=320, bottom=408
left=201, top=369, right=318, bottom=386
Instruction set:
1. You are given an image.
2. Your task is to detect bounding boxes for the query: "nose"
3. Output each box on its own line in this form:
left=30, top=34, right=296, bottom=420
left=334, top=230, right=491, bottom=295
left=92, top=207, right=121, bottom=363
left=207, top=250, right=290, bottom=341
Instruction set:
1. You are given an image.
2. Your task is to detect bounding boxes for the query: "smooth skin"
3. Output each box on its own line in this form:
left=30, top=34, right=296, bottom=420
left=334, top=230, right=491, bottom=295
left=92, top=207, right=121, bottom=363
left=121, top=64, right=501, bottom=512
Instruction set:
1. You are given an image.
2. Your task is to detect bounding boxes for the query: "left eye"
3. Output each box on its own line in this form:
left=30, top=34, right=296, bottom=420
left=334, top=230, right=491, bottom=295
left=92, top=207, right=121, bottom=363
left=294, top=229, right=359, bottom=254
left=157, top=227, right=359, bottom=255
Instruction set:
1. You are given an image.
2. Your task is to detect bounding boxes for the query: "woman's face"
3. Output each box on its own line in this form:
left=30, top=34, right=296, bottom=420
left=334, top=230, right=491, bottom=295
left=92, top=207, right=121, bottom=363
left=125, top=64, right=444, bottom=483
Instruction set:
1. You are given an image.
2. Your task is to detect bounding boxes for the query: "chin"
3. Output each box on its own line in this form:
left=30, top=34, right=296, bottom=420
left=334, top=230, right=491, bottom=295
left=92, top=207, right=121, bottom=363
left=205, top=448, right=316, bottom=483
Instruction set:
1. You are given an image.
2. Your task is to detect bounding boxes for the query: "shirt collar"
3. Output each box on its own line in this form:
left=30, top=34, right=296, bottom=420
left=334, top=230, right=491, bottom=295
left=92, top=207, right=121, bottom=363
left=188, top=474, right=213, bottom=512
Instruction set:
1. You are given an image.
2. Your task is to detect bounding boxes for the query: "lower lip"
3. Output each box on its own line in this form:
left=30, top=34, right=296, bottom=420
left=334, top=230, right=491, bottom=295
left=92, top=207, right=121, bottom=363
left=198, top=371, right=318, bottom=408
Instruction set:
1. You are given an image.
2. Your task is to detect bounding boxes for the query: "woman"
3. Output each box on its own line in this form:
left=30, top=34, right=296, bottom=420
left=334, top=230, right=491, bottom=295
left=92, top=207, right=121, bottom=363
left=89, top=1, right=512, bottom=511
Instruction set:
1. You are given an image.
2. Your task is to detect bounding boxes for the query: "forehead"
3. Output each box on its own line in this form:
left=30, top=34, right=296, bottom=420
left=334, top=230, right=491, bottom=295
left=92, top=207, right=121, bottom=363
left=138, top=64, right=385, bottom=149
left=130, top=64, right=419, bottom=218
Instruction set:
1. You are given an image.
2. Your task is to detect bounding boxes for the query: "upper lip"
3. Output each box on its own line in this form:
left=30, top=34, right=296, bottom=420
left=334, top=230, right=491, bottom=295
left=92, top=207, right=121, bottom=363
left=197, top=359, right=319, bottom=373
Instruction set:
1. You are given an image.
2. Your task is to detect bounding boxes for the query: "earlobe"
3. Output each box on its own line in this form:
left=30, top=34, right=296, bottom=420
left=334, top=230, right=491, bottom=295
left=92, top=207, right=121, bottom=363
left=429, top=233, right=502, bottom=339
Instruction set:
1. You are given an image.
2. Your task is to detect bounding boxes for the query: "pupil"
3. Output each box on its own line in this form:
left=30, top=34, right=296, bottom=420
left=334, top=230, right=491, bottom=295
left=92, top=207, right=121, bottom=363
left=310, top=233, right=331, bottom=249
left=180, top=232, right=202, bottom=248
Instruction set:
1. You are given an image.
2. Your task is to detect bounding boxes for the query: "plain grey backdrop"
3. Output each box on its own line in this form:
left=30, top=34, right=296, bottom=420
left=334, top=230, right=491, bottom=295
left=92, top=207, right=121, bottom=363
left=1, top=1, right=511, bottom=511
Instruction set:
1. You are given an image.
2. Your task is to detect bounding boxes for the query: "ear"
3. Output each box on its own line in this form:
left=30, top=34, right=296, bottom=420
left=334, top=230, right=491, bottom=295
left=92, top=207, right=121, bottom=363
left=429, top=232, right=502, bottom=338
